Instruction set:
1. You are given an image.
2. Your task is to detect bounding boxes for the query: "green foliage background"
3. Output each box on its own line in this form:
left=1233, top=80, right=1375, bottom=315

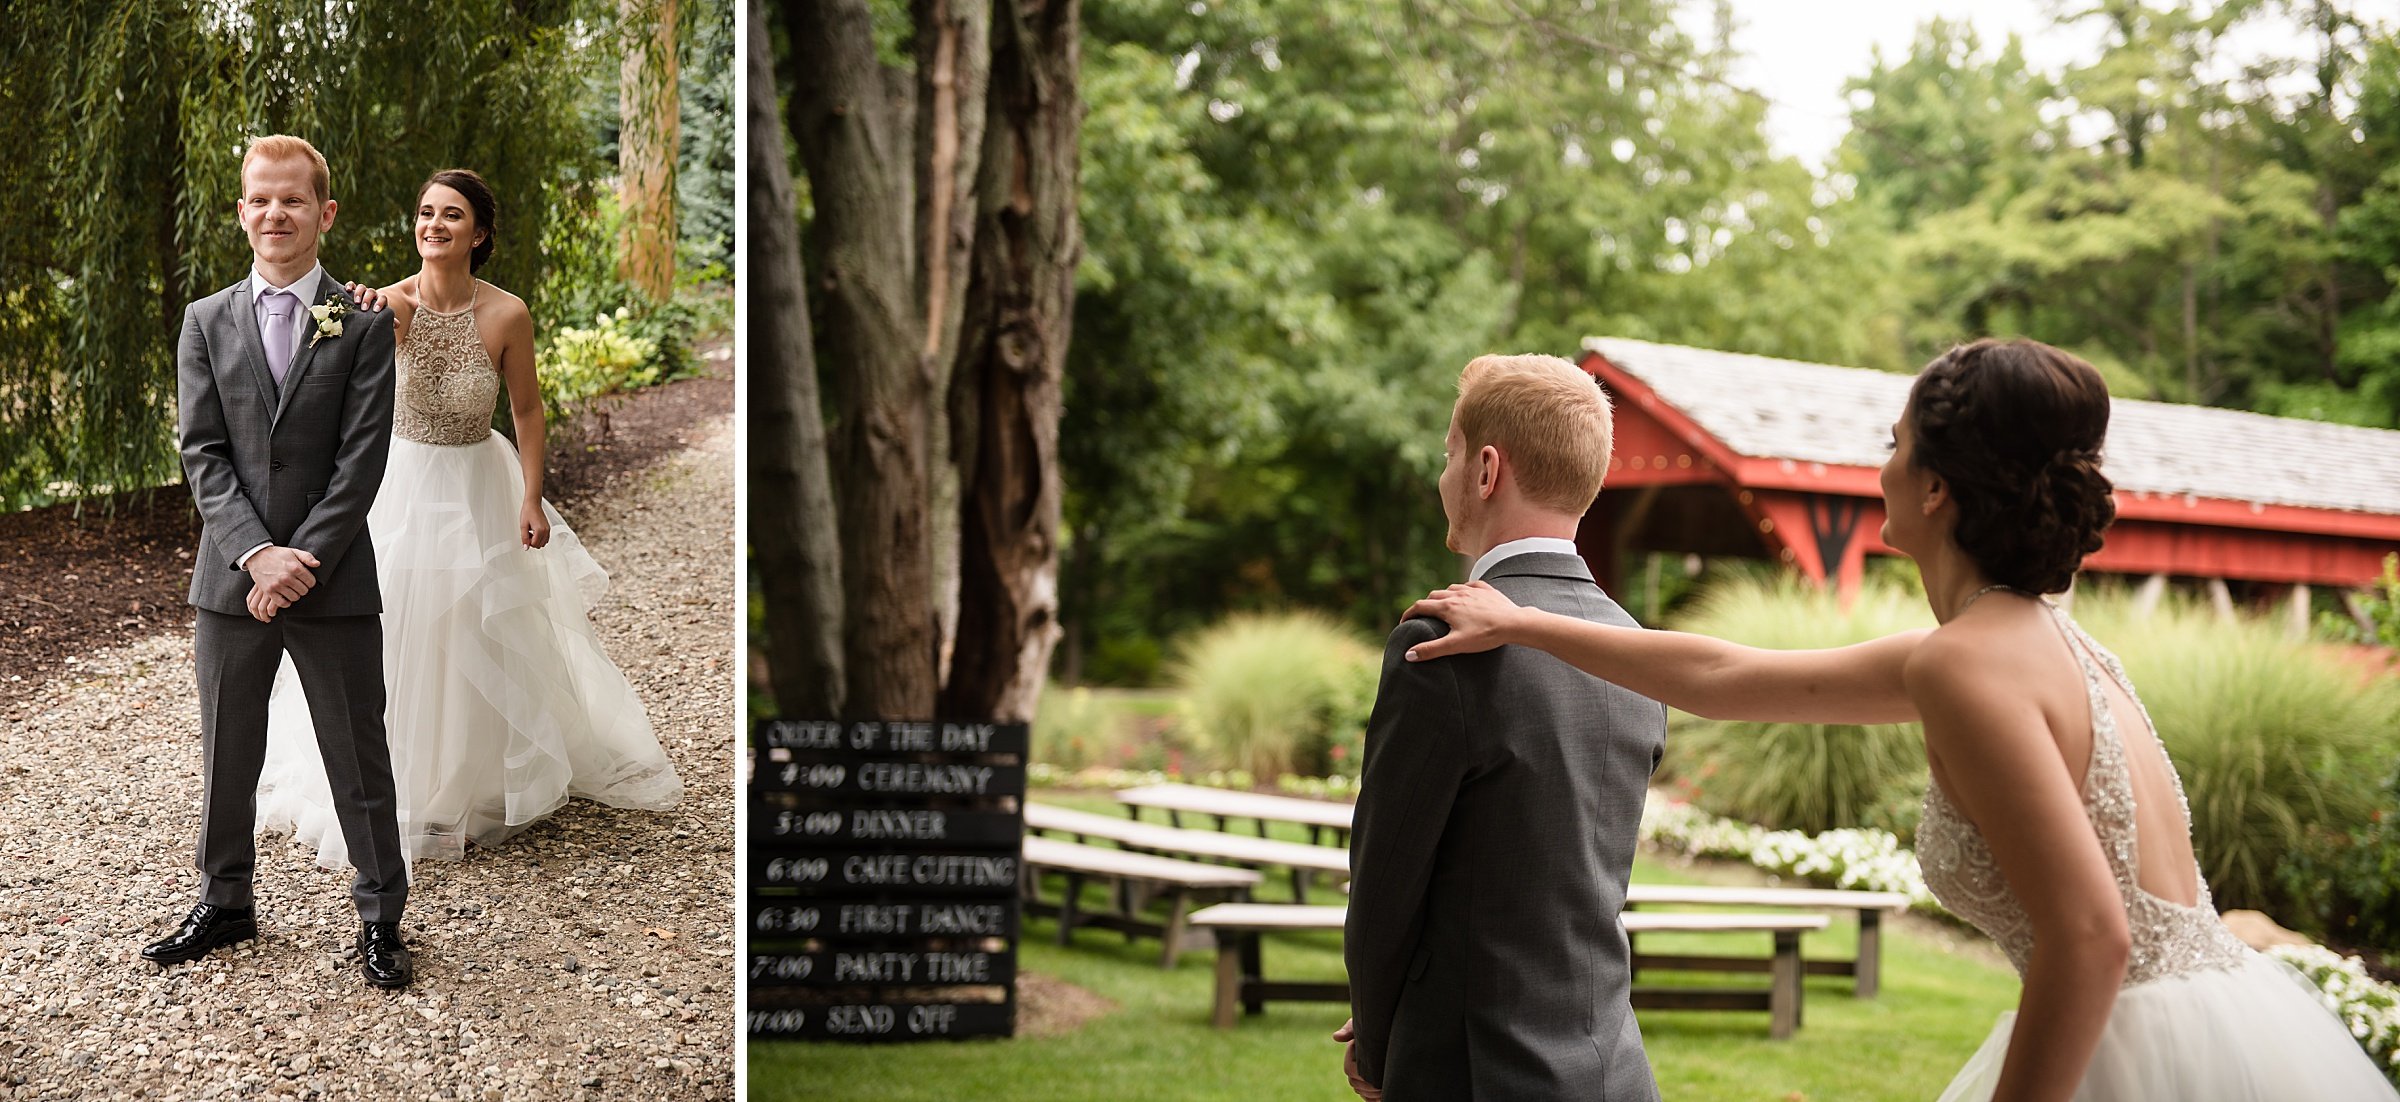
left=0, top=0, right=729, bottom=510
left=1038, top=0, right=2400, bottom=679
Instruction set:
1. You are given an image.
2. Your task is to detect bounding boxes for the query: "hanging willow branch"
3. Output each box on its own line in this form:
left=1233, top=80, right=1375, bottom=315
left=0, top=0, right=633, bottom=511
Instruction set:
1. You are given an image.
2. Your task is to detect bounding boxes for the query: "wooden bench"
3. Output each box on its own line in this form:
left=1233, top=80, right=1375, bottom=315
left=1625, top=885, right=1909, bottom=997
left=1027, top=803, right=1351, bottom=903
left=1116, top=783, right=1354, bottom=847
left=1187, top=904, right=1829, bottom=1038
left=1020, top=836, right=1261, bottom=969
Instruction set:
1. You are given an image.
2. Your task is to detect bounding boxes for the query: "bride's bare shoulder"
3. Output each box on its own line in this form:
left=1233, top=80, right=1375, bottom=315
left=473, top=279, right=530, bottom=321
left=1902, top=614, right=2047, bottom=702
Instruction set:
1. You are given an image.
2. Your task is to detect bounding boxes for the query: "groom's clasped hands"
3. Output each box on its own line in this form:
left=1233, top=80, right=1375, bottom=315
left=244, top=545, right=321, bottom=622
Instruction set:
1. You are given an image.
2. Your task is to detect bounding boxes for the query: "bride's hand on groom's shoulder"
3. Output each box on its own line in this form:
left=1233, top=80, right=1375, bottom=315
left=1402, top=581, right=1521, bottom=662
left=344, top=281, right=388, bottom=312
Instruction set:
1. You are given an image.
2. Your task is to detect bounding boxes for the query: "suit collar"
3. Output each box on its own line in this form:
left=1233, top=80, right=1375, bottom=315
left=1479, top=550, right=1595, bottom=585
left=226, top=281, right=278, bottom=412
left=1470, top=536, right=1581, bottom=582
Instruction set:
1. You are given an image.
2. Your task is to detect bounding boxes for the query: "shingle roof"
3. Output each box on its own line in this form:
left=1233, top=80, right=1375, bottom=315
left=1583, top=336, right=2400, bottom=518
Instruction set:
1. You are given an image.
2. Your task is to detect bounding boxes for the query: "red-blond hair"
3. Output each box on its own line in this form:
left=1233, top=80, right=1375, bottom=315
left=1453, top=354, right=1614, bottom=513
left=240, top=134, right=331, bottom=202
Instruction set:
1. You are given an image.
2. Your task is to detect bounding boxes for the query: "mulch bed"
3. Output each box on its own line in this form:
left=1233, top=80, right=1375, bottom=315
left=0, top=367, right=731, bottom=700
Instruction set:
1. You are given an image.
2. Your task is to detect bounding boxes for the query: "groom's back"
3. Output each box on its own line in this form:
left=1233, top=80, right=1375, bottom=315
left=1351, top=552, right=1665, bottom=1101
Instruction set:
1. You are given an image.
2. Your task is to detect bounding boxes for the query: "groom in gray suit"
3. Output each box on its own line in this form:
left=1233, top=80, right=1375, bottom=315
left=144, top=135, right=411, bottom=988
left=1340, top=354, right=1665, bottom=1100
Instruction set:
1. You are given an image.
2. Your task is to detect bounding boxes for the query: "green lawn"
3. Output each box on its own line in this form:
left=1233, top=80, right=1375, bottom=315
left=750, top=792, right=2021, bottom=1100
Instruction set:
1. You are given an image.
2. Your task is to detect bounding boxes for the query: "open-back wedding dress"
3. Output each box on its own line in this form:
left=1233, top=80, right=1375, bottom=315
left=1920, top=601, right=2394, bottom=1100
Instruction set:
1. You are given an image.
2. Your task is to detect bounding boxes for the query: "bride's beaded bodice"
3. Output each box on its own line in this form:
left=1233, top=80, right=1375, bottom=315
left=394, top=293, right=500, bottom=447
left=1917, top=601, right=2251, bottom=987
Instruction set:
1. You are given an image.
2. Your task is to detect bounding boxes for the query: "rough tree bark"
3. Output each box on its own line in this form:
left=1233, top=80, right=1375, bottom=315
left=783, top=0, right=991, bottom=719
left=914, top=0, right=993, bottom=687
left=619, top=0, right=680, bottom=300
left=941, top=0, right=1080, bottom=722
left=748, top=0, right=845, bottom=718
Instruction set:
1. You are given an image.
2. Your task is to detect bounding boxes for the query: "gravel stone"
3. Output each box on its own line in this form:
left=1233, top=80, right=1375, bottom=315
left=0, top=417, right=735, bottom=1100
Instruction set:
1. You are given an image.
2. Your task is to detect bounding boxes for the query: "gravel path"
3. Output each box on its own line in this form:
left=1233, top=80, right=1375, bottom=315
left=0, top=413, right=736, bottom=1101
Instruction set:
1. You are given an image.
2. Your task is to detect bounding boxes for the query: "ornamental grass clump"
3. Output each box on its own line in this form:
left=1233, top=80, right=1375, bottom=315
left=2076, top=591, right=2400, bottom=913
left=1665, top=575, right=1934, bottom=835
left=1032, top=683, right=1117, bottom=773
left=1172, top=612, right=1377, bottom=781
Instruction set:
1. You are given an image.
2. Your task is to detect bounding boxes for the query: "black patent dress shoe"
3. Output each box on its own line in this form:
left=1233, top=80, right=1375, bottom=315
left=359, top=921, right=413, bottom=988
left=141, top=903, right=258, bottom=965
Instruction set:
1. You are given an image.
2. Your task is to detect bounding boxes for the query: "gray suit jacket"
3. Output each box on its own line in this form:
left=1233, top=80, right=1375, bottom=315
left=176, top=270, right=396, bottom=618
left=1346, top=551, right=1667, bottom=1101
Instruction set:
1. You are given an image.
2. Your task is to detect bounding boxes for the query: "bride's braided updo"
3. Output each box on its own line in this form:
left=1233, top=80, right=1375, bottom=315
left=1907, top=339, right=2116, bottom=594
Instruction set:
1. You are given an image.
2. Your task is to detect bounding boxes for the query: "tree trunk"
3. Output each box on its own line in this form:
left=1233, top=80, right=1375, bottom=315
left=786, top=0, right=940, bottom=718
left=619, top=0, right=680, bottom=300
left=748, top=0, right=845, bottom=718
left=940, top=0, right=1080, bottom=723
left=915, top=0, right=993, bottom=687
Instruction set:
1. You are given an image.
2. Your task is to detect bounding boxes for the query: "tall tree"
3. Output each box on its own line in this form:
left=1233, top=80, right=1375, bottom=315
left=620, top=0, right=683, bottom=299
left=776, top=0, right=1003, bottom=718
left=749, top=0, right=845, bottom=717
left=942, top=0, right=1083, bottom=721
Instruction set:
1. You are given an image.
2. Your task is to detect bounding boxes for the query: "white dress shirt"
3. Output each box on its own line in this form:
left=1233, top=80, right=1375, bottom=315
left=236, top=263, right=327, bottom=569
left=1468, top=536, right=1582, bottom=582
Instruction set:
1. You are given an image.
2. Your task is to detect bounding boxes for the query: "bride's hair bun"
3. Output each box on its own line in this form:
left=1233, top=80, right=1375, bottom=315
left=1908, top=339, right=2115, bottom=594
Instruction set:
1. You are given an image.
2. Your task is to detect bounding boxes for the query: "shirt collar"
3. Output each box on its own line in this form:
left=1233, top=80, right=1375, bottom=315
left=1468, top=536, right=1582, bottom=582
left=251, top=263, right=325, bottom=301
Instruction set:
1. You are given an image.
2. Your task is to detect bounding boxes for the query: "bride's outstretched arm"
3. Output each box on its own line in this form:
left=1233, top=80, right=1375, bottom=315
left=1402, top=581, right=1928, bottom=724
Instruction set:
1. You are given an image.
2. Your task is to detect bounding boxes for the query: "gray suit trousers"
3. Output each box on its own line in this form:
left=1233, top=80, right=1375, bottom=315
left=194, top=609, right=407, bottom=922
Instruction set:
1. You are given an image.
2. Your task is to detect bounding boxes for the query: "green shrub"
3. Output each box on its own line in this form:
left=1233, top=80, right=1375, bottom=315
left=1171, top=612, right=1377, bottom=780
left=541, top=306, right=657, bottom=425
left=2078, top=592, right=2400, bottom=913
left=1032, top=683, right=1117, bottom=773
left=2321, top=554, right=2400, bottom=648
left=1322, top=656, right=1380, bottom=780
left=2282, top=770, right=2400, bottom=955
left=1664, top=574, right=1933, bottom=835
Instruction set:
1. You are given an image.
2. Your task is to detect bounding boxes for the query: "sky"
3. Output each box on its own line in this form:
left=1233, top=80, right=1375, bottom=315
left=1696, top=0, right=2359, bottom=170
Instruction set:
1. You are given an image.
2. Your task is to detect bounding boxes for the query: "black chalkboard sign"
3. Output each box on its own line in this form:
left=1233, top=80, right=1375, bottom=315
left=753, top=801, right=1028, bottom=849
left=751, top=897, right=1020, bottom=940
left=754, top=849, right=1022, bottom=895
left=750, top=717, right=1026, bottom=1043
left=755, top=753, right=1028, bottom=798
left=748, top=1000, right=1016, bottom=1042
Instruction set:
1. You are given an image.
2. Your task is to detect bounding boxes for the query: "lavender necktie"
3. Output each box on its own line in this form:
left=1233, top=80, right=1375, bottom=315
left=262, top=289, right=296, bottom=386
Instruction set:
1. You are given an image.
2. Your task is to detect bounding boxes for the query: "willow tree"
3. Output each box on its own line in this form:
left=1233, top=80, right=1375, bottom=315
left=0, top=0, right=619, bottom=510
left=620, top=0, right=682, bottom=299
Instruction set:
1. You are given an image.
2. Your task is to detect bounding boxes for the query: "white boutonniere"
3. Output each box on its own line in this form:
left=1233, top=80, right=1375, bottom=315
left=307, top=295, right=348, bottom=347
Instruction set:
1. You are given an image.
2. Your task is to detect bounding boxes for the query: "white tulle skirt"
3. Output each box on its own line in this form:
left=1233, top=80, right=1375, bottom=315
left=256, top=430, right=683, bottom=867
left=1939, top=952, right=2399, bottom=1101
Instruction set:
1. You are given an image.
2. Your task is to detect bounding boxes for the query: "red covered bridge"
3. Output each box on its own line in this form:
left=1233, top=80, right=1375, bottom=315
left=1572, top=338, right=2400, bottom=623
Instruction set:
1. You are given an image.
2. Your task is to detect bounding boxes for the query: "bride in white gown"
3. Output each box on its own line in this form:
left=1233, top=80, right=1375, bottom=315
left=1404, top=338, right=2397, bottom=1100
left=256, top=169, right=682, bottom=865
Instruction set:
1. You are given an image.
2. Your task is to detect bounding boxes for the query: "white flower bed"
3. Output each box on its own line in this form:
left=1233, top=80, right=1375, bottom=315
left=2268, top=944, right=2400, bottom=1078
left=1643, top=792, right=2400, bottom=1085
left=1640, top=791, right=1938, bottom=912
